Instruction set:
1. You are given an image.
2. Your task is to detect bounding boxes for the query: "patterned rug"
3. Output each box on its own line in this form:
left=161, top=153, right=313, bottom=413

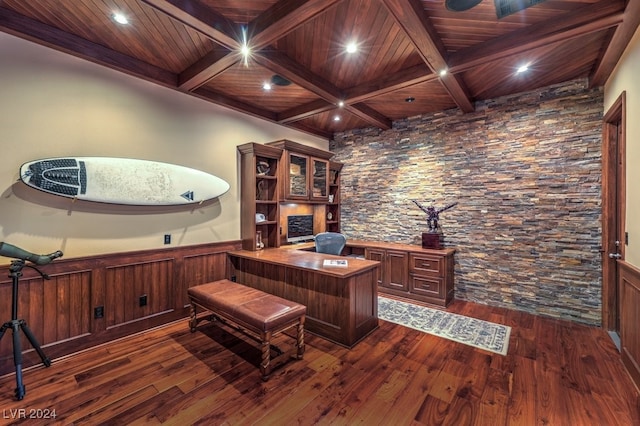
left=378, top=296, right=511, bottom=355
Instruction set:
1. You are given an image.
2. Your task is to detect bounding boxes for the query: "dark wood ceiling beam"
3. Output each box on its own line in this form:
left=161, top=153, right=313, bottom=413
left=380, top=0, right=474, bottom=113
left=448, top=0, right=625, bottom=74
left=0, top=7, right=176, bottom=87
left=254, top=49, right=343, bottom=102
left=248, top=0, right=343, bottom=49
left=590, top=0, right=640, bottom=87
left=278, top=99, right=335, bottom=124
left=347, top=103, right=392, bottom=129
left=140, top=0, right=241, bottom=50
left=255, top=49, right=391, bottom=129
left=178, top=50, right=238, bottom=91
left=345, top=64, right=435, bottom=104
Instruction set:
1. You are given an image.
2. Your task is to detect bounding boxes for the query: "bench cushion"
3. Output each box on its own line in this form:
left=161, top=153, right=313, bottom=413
left=188, top=280, right=306, bottom=332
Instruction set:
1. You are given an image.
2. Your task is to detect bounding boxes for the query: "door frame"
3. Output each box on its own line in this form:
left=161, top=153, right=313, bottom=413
left=601, top=91, right=626, bottom=330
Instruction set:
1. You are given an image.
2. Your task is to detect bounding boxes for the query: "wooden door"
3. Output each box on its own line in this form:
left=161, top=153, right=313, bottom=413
left=386, top=250, right=409, bottom=291
left=365, top=248, right=385, bottom=286
left=602, top=92, right=626, bottom=333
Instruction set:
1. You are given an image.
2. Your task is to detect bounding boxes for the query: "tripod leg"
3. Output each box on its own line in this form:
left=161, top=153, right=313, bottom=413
left=11, top=321, right=26, bottom=400
left=19, top=320, right=51, bottom=367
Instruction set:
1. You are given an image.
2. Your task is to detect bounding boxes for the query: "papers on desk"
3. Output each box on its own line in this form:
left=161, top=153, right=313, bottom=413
left=323, top=259, right=348, bottom=267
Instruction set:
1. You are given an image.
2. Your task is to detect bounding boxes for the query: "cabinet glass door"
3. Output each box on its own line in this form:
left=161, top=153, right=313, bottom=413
left=288, top=153, right=308, bottom=198
left=311, top=158, right=329, bottom=200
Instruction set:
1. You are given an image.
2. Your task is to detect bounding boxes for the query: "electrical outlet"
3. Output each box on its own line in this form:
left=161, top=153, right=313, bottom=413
left=94, top=306, right=104, bottom=319
left=230, top=275, right=237, bottom=282
left=139, top=294, right=148, bottom=307
left=164, top=234, right=171, bottom=244
left=625, top=232, right=629, bottom=245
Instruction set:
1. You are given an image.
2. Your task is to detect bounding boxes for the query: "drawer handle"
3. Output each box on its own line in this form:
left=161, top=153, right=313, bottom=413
left=421, top=263, right=431, bottom=268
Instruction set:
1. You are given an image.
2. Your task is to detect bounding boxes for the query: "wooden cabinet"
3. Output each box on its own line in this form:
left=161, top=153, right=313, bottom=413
left=359, top=241, right=455, bottom=306
left=237, top=142, right=282, bottom=251
left=326, top=161, right=342, bottom=233
left=366, top=247, right=408, bottom=291
left=266, top=139, right=334, bottom=203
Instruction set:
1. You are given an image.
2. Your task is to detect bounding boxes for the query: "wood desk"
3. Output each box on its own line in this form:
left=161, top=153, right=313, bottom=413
left=227, top=249, right=379, bottom=347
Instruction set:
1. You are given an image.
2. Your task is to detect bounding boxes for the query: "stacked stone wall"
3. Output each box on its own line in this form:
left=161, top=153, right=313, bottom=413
left=330, top=79, right=603, bottom=325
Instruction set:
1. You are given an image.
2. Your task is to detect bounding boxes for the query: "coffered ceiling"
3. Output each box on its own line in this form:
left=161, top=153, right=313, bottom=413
left=0, top=0, right=638, bottom=139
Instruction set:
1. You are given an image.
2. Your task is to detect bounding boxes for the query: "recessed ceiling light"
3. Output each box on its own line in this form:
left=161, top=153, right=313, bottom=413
left=333, top=115, right=341, bottom=121
left=439, top=69, right=448, bottom=77
left=517, top=64, right=529, bottom=73
left=346, top=42, right=357, bottom=54
left=405, top=97, right=415, bottom=103
left=337, top=101, right=345, bottom=108
left=263, top=82, right=272, bottom=90
left=112, top=12, right=129, bottom=25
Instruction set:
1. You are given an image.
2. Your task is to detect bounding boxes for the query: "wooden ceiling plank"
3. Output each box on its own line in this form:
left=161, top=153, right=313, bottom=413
left=278, top=99, right=335, bottom=124
left=140, top=0, right=241, bottom=50
left=345, top=64, right=435, bottom=104
left=380, top=0, right=474, bottom=113
left=590, top=0, right=640, bottom=87
left=448, top=0, right=625, bottom=73
left=0, top=6, right=176, bottom=87
left=192, top=86, right=277, bottom=121
left=248, top=0, right=342, bottom=49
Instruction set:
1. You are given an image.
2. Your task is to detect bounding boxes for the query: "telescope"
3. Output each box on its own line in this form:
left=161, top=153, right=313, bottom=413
left=0, top=242, right=63, bottom=265
left=0, top=242, right=62, bottom=400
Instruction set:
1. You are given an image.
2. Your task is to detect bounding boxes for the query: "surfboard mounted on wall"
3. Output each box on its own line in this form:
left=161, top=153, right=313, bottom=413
left=19, top=157, right=230, bottom=206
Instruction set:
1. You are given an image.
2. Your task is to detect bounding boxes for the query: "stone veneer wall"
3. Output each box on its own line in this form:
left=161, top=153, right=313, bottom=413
left=330, top=79, right=603, bottom=325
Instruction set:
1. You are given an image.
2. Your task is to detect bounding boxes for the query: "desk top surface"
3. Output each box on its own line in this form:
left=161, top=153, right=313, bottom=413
left=228, top=248, right=379, bottom=277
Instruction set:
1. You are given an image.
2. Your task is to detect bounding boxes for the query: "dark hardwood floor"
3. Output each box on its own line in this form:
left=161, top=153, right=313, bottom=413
left=1, top=299, right=638, bottom=425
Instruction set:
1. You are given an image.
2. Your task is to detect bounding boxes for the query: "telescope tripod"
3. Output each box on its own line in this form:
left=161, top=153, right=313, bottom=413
left=0, top=259, right=51, bottom=400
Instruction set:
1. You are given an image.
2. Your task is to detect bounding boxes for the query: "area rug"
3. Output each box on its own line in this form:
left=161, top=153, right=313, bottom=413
left=378, top=297, right=511, bottom=355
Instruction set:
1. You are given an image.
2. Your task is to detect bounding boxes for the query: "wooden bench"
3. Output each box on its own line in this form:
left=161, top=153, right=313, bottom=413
left=187, top=279, right=306, bottom=381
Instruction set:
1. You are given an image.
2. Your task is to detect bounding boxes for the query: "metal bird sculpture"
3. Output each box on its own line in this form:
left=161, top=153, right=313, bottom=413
left=412, top=200, right=458, bottom=232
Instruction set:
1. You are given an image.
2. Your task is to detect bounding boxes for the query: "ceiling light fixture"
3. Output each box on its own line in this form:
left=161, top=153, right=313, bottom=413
left=263, top=82, right=272, bottom=90
left=516, top=64, right=529, bottom=73
left=405, top=97, right=415, bottom=103
left=346, top=42, right=358, bottom=54
left=338, top=101, right=345, bottom=108
left=112, top=12, right=129, bottom=25
left=439, top=69, right=448, bottom=77
left=334, top=115, right=341, bottom=122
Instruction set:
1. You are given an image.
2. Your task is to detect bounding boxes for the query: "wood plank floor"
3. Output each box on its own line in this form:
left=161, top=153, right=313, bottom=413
left=1, top=299, right=638, bottom=425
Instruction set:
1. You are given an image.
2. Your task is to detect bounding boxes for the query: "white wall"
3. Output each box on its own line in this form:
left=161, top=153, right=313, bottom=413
left=0, top=32, right=327, bottom=263
left=604, top=25, right=640, bottom=268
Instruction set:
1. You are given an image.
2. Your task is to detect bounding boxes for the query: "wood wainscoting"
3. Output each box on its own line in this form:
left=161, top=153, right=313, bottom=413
left=0, top=241, right=240, bottom=377
left=620, top=260, right=640, bottom=390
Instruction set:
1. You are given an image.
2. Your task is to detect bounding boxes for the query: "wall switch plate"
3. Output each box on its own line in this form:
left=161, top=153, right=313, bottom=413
left=164, top=234, right=171, bottom=244
left=94, top=306, right=104, bottom=319
left=625, top=232, right=629, bottom=245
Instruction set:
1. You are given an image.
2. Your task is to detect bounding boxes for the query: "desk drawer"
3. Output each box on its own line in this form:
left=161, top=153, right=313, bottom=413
left=409, top=253, right=443, bottom=276
left=409, top=274, right=443, bottom=298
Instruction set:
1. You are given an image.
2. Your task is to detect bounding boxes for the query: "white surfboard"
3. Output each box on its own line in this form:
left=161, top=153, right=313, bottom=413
left=19, top=157, right=230, bottom=205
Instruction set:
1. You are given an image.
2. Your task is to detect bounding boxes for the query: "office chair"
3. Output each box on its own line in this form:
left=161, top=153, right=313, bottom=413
left=314, top=232, right=346, bottom=255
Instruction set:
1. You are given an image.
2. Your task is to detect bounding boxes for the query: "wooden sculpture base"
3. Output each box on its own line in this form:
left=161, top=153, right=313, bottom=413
left=422, top=232, right=444, bottom=249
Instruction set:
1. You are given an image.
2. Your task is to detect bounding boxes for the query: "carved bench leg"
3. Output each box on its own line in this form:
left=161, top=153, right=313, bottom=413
left=260, top=330, right=273, bottom=381
left=189, top=302, right=197, bottom=332
left=296, top=317, right=305, bottom=359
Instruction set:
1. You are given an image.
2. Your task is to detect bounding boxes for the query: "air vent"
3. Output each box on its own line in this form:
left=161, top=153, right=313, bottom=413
left=271, top=75, right=291, bottom=86
left=495, top=0, right=547, bottom=19
left=445, top=0, right=482, bottom=12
